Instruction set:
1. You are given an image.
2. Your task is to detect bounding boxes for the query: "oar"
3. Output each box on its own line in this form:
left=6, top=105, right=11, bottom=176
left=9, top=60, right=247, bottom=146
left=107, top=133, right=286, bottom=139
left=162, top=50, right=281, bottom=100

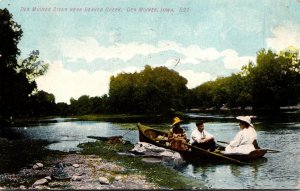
left=217, top=140, right=230, bottom=144
left=260, top=148, right=281, bottom=153
left=183, top=143, right=248, bottom=165
left=217, top=141, right=281, bottom=153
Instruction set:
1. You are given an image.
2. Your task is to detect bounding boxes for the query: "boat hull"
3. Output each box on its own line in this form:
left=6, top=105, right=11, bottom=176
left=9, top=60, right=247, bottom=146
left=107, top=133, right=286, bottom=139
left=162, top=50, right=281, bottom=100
left=137, top=123, right=267, bottom=162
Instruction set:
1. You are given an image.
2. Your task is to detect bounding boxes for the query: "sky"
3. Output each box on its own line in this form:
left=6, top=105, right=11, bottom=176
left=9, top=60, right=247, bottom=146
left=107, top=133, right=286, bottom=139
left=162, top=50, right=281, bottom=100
left=1, top=0, right=300, bottom=103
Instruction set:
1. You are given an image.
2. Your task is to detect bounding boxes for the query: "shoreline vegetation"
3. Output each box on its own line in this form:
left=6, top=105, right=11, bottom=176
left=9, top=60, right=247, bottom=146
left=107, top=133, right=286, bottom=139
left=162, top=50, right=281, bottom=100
left=0, top=137, right=204, bottom=190
left=2, top=107, right=299, bottom=128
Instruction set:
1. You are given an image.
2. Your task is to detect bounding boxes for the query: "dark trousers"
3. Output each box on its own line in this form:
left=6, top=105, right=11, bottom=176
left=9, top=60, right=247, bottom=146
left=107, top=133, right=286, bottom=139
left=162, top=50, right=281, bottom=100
left=191, top=140, right=216, bottom=152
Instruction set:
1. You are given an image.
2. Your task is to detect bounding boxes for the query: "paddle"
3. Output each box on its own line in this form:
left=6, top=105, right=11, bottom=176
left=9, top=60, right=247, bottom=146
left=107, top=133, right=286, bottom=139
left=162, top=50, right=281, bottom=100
left=217, top=141, right=281, bottom=153
left=183, top=143, right=248, bottom=165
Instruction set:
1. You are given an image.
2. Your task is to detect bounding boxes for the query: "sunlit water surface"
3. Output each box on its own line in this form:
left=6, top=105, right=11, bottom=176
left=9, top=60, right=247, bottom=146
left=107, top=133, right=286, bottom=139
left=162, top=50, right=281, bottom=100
left=12, top=114, right=300, bottom=189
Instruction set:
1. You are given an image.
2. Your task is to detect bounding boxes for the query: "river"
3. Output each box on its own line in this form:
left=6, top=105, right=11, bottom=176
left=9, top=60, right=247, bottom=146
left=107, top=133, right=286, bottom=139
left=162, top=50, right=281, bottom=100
left=6, top=112, right=300, bottom=189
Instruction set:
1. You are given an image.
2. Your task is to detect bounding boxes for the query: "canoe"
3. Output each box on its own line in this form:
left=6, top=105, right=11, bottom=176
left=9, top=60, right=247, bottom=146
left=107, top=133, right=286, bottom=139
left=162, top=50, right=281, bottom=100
left=137, top=123, right=267, bottom=163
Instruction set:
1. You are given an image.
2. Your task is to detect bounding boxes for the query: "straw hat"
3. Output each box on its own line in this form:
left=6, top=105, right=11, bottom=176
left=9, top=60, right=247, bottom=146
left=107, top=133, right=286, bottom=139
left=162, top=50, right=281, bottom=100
left=172, top=117, right=183, bottom=126
left=236, top=116, right=253, bottom=127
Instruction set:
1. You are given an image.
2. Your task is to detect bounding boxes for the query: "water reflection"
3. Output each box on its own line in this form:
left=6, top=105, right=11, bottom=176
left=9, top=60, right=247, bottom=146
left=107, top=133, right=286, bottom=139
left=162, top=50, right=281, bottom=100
left=180, top=157, right=269, bottom=189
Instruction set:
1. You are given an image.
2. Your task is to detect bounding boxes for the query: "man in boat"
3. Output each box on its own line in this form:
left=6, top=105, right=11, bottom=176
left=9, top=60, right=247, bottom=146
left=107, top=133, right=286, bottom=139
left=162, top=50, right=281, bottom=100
left=190, top=120, right=216, bottom=152
left=224, top=116, right=259, bottom=154
left=167, top=117, right=189, bottom=151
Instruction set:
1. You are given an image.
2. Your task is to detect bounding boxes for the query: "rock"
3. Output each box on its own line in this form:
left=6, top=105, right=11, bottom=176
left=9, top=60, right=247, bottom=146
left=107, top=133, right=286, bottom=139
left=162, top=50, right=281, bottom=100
left=33, top=178, right=48, bottom=187
left=131, top=142, right=166, bottom=154
left=72, top=175, right=82, bottom=181
left=51, top=163, right=70, bottom=180
left=115, top=175, right=122, bottom=181
left=99, top=177, right=110, bottom=185
left=0, top=187, right=5, bottom=190
left=141, top=157, right=162, bottom=163
left=72, top=164, right=80, bottom=168
left=131, top=142, right=184, bottom=166
left=19, top=185, right=26, bottom=189
left=34, top=185, right=50, bottom=190
left=33, top=162, right=44, bottom=169
left=36, top=163, right=44, bottom=168
left=44, top=176, right=52, bottom=181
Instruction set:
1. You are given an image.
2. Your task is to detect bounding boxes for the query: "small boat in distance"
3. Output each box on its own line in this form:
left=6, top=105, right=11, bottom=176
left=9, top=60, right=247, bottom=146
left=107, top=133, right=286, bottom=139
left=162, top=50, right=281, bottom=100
left=137, top=123, right=268, bottom=164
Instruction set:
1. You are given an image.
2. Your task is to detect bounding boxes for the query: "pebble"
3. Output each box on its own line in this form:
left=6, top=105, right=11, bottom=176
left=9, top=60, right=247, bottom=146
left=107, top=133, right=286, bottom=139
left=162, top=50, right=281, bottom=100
left=99, top=177, right=110, bottom=185
left=19, top=185, right=26, bottom=189
left=33, top=178, right=48, bottom=187
left=71, top=175, right=82, bottom=181
left=72, top=164, right=80, bottom=168
left=115, top=175, right=122, bottom=181
left=33, top=162, right=44, bottom=169
left=34, top=185, right=50, bottom=190
left=44, top=176, right=52, bottom=181
left=36, top=163, right=44, bottom=168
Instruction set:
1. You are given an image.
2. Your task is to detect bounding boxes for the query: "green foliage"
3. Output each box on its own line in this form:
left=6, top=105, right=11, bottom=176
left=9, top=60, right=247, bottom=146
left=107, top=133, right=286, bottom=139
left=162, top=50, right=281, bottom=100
left=17, top=50, right=49, bottom=82
left=0, top=139, right=53, bottom=174
left=0, top=9, right=50, bottom=121
left=0, top=8, right=22, bottom=69
left=69, top=94, right=110, bottom=115
left=29, top=90, right=56, bottom=116
left=0, top=9, right=28, bottom=119
left=245, top=49, right=300, bottom=110
left=109, top=65, right=188, bottom=113
left=191, top=48, right=300, bottom=111
left=55, top=102, right=70, bottom=116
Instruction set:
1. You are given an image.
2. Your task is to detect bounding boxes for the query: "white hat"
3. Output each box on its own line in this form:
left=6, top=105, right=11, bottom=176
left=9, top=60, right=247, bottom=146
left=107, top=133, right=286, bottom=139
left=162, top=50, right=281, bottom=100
left=236, top=116, right=253, bottom=127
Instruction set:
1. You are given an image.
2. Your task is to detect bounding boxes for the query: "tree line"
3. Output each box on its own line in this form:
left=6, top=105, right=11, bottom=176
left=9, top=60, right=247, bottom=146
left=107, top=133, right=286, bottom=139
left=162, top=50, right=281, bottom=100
left=1, top=8, right=299, bottom=125
left=192, top=48, right=299, bottom=110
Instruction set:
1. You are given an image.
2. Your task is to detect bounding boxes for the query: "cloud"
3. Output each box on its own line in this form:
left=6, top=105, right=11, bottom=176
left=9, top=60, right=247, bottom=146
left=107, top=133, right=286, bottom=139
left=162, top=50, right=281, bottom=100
left=266, top=23, right=300, bottom=52
left=221, top=49, right=254, bottom=69
left=36, top=61, right=112, bottom=103
left=59, top=38, right=254, bottom=70
left=179, top=70, right=214, bottom=89
left=112, top=66, right=142, bottom=76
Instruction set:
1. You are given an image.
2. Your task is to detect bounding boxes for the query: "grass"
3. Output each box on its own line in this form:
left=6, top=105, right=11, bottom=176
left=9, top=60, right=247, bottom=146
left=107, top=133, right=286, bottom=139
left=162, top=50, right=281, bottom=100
left=0, top=139, right=56, bottom=174
left=78, top=140, right=206, bottom=189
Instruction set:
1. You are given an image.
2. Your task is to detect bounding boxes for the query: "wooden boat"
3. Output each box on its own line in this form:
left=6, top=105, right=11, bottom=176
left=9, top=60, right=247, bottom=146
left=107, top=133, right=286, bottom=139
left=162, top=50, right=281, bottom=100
left=137, top=123, right=267, bottom=164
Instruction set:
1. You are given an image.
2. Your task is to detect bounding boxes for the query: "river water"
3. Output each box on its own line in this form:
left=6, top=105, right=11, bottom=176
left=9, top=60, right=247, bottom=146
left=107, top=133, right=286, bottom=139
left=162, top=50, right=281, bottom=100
left=8, top=113, right=300, bottom=189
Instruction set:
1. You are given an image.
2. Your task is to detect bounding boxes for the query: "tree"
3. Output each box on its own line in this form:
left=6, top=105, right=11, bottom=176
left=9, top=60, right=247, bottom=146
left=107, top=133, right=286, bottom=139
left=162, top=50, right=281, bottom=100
left=17, top=50, right=48, bottom=82
left=109, top=65, right=189, bottom=113
left=243, top=49, right=300, bottom=110
left=0, top=9, right=48, bottom=122
left=0, top=8, right=22, bottom=69
left=0, top=8, right=34, bottom=119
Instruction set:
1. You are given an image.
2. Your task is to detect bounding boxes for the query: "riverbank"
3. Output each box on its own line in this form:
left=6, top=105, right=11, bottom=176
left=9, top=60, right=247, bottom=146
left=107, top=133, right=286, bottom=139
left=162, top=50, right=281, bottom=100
left=0, top=153, right=159, bottom=189
left=0, top=138, right=203, bottom=190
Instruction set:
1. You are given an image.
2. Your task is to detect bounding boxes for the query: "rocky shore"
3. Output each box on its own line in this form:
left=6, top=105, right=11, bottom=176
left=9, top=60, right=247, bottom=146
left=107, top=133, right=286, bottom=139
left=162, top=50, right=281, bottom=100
left=0, top=153, right=159, bottom=190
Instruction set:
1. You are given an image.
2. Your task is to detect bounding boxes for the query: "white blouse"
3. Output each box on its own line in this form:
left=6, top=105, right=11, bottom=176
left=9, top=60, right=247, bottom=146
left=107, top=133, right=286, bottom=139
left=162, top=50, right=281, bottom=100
left=224, top=127, right=256, bottom=154
left=190, top=129, right=214, bottom=144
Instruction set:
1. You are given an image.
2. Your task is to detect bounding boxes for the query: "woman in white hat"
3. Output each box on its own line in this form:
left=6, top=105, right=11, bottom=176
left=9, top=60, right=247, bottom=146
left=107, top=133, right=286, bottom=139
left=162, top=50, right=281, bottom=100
left=167, top=117, right=189, bottom=151
left=224, top=116, right=258, bottom=154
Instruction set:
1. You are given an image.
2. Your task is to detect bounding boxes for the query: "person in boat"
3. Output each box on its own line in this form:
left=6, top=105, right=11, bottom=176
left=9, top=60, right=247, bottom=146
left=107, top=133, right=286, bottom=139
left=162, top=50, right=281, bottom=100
left=167, top=117, right=189, bottom=151
left=224, top=116, right=259, bottom=154
left=190, top=120, right=216, bottom=152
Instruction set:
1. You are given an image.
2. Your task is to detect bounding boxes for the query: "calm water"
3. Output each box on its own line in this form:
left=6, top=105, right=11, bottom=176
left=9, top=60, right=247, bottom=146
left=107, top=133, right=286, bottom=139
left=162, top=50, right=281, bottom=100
left=10, top=113, right=300, bottom=189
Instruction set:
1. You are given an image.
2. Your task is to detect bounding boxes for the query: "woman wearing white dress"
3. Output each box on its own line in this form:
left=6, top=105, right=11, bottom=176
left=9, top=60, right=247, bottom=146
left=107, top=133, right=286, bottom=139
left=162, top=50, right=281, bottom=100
left=224, top=116, right=258, bottom=154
